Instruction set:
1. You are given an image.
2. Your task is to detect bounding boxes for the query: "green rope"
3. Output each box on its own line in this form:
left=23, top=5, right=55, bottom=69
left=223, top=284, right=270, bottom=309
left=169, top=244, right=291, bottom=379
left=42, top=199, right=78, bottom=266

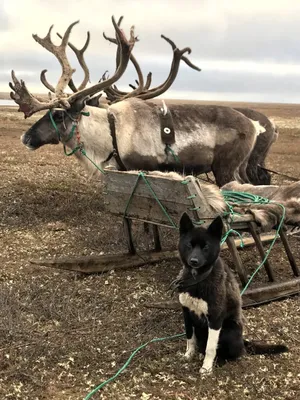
left=166, top=144, right=180, bottom=164
left=80, top=149, right=106, bottom=175
left=221, top=229, right=244, bottom=248
left=49, top=110, right=77, bottom=142
left=124, top=172, right=178, bottom=229
left=84, top=333, right=185, bottom=399
left=49, top=109, right=106, bottom=172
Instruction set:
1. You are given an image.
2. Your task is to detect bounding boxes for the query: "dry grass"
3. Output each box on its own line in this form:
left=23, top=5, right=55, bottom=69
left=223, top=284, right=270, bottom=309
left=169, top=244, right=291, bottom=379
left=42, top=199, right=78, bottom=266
left=0, top=104, right=300, bottom=400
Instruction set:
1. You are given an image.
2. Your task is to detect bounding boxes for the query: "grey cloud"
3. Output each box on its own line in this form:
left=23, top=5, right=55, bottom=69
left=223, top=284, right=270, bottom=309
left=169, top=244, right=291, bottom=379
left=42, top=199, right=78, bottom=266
left=2, top=58, right=300, bottom=98
left=130, top=15, right=300, bottom=64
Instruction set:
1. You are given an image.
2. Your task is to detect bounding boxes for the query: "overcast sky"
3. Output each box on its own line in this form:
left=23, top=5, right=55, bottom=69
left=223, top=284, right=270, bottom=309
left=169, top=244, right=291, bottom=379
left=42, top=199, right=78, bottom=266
left=2, top=0, right=300, bottom=103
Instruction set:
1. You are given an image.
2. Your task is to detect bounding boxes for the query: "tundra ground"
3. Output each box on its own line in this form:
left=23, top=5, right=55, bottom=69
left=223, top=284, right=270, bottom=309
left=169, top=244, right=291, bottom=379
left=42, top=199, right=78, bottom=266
left=0, top=102, right=300, bottom=400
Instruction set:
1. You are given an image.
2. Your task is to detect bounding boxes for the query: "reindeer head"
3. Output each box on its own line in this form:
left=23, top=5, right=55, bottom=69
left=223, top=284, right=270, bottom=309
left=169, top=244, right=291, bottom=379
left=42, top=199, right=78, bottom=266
left=10, top=16, right=137, bottom=150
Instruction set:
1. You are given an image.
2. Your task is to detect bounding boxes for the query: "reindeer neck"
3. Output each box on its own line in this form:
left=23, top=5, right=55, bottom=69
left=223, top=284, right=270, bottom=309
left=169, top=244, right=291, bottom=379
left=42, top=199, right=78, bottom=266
left=75, top=105, right=115, bottom=170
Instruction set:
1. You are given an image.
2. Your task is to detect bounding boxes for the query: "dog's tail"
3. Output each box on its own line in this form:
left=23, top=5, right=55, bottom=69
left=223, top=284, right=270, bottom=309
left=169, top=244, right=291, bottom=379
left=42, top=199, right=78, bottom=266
left=244, top=340, right=288, bottom=355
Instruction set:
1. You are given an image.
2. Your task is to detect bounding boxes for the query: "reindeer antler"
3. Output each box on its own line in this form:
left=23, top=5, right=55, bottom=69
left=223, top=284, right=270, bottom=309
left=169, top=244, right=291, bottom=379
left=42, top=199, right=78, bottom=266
left=32, top=21, right=79, bottom=98
left=10, top=16, right=137, bottom=118
left=106, top=34, right=201, bottom=103
left=9, top=70, right=70, bottom=118
left=56, top=30, right=91, bottom=92
left=39, top=28, right=91, bottom=94
left=103, top=16, right=145, bottom=100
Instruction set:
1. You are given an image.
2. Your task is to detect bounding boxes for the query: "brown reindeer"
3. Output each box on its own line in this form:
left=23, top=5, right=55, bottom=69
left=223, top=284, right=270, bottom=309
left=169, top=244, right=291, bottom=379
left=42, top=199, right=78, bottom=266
left=11, top=16, right=265, bottom=187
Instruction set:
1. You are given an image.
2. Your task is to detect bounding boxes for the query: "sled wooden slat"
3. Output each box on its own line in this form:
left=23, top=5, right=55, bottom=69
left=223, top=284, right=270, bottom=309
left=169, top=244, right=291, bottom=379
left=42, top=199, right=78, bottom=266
left=103, top=171, right=193, bottom=226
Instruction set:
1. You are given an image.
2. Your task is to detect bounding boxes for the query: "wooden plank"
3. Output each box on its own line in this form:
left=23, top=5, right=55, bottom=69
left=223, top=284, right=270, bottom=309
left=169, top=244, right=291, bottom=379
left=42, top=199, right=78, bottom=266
left=248, top=221, right=275, bottom=282
left=144, top=277, right=300, bottom=310
left=30, top=250, right=179, bottom=274
left=225, top=235, right=248, bottom=286
left=152, top=225, right=162, bottom=251
left=279, top=228, right=300, bottom=277
left=242, top=277, right=300, bottom=307
left=104, top=193, right=188, bottom=226
left=185, top=177, right=218, bottom=225
left=30, top=233, right=277, bottom=274
left=103, top=170, right=190, bottom=205
left=123, top=218, right=136, bottom=254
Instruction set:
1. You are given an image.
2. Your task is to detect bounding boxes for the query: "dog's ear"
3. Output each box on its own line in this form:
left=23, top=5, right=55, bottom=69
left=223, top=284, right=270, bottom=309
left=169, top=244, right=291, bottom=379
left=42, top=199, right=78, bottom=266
left=207, top=215, right=223, bottom=241
left=179, top=212, right=194, bottom=235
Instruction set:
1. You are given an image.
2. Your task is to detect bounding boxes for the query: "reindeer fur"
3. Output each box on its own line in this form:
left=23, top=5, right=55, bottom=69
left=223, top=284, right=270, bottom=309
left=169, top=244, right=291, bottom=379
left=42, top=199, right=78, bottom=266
left=222, top=181, right=300, bottom=230
left=22, top=98, right=265, bottom=187
left=234, top=108, right=278, bottom=185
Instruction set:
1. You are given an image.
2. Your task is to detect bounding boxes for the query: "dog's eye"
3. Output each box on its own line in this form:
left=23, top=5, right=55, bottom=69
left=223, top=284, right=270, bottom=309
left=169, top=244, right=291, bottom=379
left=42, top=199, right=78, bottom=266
left=186, top=243, right=192, bottom=249
left=203, top=244, right=209, bottom=251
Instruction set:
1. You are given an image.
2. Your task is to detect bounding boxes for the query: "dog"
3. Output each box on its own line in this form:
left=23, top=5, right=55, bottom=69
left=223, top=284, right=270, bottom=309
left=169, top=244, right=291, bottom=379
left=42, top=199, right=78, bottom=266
left=171, top=213, right=288, bottom=374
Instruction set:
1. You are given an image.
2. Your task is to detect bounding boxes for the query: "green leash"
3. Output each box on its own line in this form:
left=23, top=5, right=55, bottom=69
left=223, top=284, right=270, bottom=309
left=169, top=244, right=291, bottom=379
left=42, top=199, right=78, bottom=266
left=84, top=333, right=184, bottom=400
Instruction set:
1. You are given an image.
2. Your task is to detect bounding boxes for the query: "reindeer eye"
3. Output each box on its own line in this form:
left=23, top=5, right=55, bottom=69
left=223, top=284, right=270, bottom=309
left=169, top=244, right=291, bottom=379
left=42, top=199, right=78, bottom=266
left=55, top=113, right=64, bottom=121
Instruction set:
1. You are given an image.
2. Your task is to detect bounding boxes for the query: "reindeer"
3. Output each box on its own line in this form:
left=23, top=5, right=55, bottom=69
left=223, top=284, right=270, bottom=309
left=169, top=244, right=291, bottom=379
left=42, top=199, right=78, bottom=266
left=100, top=19, right=278, bottom=187
left=10, top=16, right=265, bottom=187
left=233, top=108, right=278, bottom=185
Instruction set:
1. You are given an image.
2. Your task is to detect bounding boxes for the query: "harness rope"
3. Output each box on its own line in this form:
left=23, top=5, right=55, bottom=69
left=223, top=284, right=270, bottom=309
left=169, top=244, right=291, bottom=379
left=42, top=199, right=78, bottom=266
left=49, top=110, right=106, bottom=174
left=48, top=111, right=286, bottom=398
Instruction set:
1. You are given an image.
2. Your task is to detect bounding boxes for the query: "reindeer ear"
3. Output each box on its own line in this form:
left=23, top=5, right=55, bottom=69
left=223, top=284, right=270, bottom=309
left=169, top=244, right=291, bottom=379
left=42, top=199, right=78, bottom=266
left=179, top=213, right=194, bottom=235
left=71, top=98, right=87, bottom=113
left=207, top=216, right=223, bottom=241
left=86, top=93, right=102, bottom=107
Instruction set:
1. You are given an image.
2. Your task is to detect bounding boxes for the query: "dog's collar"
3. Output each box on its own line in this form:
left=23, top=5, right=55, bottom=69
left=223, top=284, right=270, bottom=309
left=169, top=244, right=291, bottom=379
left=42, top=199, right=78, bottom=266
left=168, top=265, right=213, bottom=295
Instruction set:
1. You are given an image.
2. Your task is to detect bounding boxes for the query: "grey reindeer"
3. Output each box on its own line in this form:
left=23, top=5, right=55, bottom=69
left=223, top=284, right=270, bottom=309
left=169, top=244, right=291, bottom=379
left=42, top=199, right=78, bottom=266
left=101, top=18, right=278, bottom=186
left=11, top=16, right=266, bottom=187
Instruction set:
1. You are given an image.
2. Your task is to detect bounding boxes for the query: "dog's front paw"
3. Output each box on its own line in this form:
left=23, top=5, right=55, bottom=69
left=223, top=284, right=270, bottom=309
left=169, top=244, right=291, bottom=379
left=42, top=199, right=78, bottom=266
left=199, top=366, right=212, bottom=375
left=183, top=349, right=196, bottom=361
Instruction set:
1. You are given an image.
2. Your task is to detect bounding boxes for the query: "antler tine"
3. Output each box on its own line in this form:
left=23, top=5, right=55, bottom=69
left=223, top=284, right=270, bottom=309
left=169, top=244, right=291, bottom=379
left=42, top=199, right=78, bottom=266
left=136, top=35, right=201, bottom=100
left=144, top=72, right=152, bottom=90
left=160, top=35, right=200, bottom=72
left=103, top=16, right=144, bottom=102
left=181, top=55, right=201, bottom=71
left=32, top=20, right=79, bottom=98
left=9, top=70, right=69, bottom=118
left=158, top=35, right=200, bottom=70
left=40, top=68, right=78, bottom=94
left=57, top=30, right=91, bottom=91
left=40, top=69, right=55, bottom=93
left=68, top=16, right=136, bottom=103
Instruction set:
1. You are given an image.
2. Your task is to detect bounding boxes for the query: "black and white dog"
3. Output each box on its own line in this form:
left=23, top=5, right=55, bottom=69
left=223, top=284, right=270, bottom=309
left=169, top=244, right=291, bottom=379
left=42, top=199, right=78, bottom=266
left=172, top=213, right=287, bottom=374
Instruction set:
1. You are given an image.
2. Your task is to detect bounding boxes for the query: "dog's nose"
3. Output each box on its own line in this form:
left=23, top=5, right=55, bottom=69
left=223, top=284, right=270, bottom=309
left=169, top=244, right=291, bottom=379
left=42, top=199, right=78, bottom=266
left=190, top=257, right=199, bottom=266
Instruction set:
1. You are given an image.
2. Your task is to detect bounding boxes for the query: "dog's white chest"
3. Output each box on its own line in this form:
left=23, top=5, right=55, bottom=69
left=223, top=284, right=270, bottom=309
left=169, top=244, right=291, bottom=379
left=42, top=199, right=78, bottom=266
left=179, top=293, right=208, bottom=317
